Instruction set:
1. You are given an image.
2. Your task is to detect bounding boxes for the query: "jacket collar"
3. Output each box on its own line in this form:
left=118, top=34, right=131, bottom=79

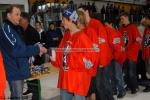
left=4, top=19, right=19, bottom=30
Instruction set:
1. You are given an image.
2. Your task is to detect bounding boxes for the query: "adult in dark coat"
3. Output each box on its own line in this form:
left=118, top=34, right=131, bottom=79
left=19, top=12, right=45, bottom=100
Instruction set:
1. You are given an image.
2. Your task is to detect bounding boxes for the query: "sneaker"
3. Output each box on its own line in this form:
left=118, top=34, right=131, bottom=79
left=143, top=86, right=150, bottom=92
left=117, top=91, right=126, bottom=98
left=23, top=90, right=32, bottom=95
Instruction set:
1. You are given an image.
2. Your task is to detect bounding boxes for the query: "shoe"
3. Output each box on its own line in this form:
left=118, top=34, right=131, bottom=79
left=113, top=91, right=117, bottom=95
left=23, top=90, right=32, bottom=95
left=125, top=87, right=130, bottom=91
left=117, top=91, right=126, bottom=98
left=143, top=86, right=150, bottom=92
left=131, top=89, right=138, bottom=94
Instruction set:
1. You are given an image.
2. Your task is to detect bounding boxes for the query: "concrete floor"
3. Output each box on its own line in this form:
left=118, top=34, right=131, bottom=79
left=5, top=64, right=150, bottom=100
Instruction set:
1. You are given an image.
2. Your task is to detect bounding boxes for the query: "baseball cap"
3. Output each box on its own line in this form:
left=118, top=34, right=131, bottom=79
left=62, top=8, right=78, bottom=22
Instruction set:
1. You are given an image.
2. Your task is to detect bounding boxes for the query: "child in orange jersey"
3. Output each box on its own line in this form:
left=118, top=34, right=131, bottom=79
left=105, top=19, right=126, bottom=98
left=119, top=12, right=142, bottom=94
left=78, top=6, right=114, bottom=100
left=50, top=8, right=98, bottom=100
left=141, top=16, right=150, bottom=92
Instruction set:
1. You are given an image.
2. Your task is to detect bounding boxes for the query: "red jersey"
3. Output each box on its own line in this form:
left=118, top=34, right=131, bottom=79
left=82, top=27, right=99, bottom=75
left=0, top=52, right=6, bottom=99
left=87, top=18, right=112, bottom=67
left=142, top=27, right=150, bottom=60
left=119, top=24, right=142, bottom=62
left=51, top=30, right=97, bottom=96
left=105, top=26, right=126, bottom=64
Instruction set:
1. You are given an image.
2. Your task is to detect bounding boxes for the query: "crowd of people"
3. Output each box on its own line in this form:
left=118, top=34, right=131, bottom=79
left=78, top=2, right=150, bottom=24
left=0, top=4, right=150, bottom=100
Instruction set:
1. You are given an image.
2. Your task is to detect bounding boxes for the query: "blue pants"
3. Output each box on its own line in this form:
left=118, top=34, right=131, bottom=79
left=111, top=60, right=125, bottom=93
left=8, top=80, right=24, bottom=100
left=60, top=89, right=86, bottom=100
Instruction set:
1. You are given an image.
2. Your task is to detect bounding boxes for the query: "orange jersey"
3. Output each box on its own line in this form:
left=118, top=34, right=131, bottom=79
left=87, top=18, right=112, bottom=67
left=105, top=26, right=126, bottom=64
left=82, top=27, right=99, bottom=75
left=0, top=52, right=6, bottom=99
left=51, top=30, right=97, bottom=96
left=119, top=24, right=142, bottom=62
left=142, top=27, right=150, bottom=60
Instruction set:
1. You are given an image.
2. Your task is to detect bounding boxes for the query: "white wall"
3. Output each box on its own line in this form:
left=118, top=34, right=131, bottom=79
left=0, top=0, right=29, bottom=12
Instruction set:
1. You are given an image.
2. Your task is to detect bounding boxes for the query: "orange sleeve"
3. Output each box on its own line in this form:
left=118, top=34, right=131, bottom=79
left=0, top=52, right=6, bottom=98
left=113, top=31, right=123, bottom=61
left=74, top=33, right=98, bottom=76
left=51, top=31, right=70, bottom=69
left=142, top=28, right=150, bottom=60
left=128, top=24, right=142, bottom=61
left=98, top=26, right=113, bottom=67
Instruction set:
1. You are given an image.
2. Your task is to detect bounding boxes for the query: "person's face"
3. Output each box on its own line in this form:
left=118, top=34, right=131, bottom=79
left=7, top=7, right=21, bottom=25
left=50, top=24, right=55, bottom=30
left=19, top=17, right=28, bottom=28
left=120, top=16, right=128, bottom=25
left=35, top=23, right=41, bottom=30
left=142, top=18, right=150, bottom=26
left=62, top=17, right=70, bottom=29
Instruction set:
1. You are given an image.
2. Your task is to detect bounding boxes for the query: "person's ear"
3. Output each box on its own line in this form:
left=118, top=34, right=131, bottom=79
left=7, top=13, right=11, bottom=19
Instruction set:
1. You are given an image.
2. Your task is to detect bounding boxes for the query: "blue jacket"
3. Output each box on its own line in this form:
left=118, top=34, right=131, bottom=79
left=0, top=20, right=40, bottom=81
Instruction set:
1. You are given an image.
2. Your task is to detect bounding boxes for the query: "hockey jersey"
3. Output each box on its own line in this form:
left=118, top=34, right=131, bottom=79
left=51, top=30, right=97, bottom=96
left=142, top=27, right=150, bottom=60
left=119, top=24, right=142, bottom=62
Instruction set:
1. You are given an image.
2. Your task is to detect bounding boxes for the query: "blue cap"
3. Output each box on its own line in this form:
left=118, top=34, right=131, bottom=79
left=63, top=8, right=78, bottom=22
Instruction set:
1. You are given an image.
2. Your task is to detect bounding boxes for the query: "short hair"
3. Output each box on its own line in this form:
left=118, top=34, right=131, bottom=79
left=78, top=5, right=89, bottom=12
left=119, top=12, right=129, bottom=17
left=104, top=19, right=114, bottom=24
left=5, top=5, right=21, bottom=14
left=78, top=5, right=92, bottom=17
left=49, top=22, right=55, bottom=26
left=77, top=10, right=86, bottom=26
left=35, top=21, right=41, bottom=26
left=21, top=12, right=30, bottom=22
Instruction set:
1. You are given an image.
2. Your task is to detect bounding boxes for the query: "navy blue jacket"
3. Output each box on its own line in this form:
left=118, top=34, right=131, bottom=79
left=0, top=20, right=40, bottom=81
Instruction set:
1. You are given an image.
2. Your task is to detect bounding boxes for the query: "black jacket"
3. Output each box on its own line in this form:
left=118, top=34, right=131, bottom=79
left=21, top=25, right=44, bottom=65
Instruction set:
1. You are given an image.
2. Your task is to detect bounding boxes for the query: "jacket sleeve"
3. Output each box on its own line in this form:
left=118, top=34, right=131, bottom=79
left=98, top=28, right=112, bottom=67
left=106, top=27, right=122, bottom=63
left=69, top=33, right=98, bottom=76
left=128, top=25, right=142, bottom=61
left=50, top=32, right=68, bottom=68
left=0, top=24, right=40, bottom=58
left=10, top=45, right=40, bottom=58
left=113, top=32, right=123, bottom=61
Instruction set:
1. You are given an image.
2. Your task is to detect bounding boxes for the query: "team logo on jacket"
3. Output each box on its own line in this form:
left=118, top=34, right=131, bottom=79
left=144, top=34, right=150, bottom=47
left=98, top=38, right=105, bottom=43
left=113, top=38, right=120, bottom=44
left=83, top=58, right=93, bottom=69
left=123, top=33, right=129, bottom=46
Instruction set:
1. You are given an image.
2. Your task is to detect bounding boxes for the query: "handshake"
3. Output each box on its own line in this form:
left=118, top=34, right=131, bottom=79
left=35, top=42, right=56, bottom=61
left=39, top=47, right=56, bottom=61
